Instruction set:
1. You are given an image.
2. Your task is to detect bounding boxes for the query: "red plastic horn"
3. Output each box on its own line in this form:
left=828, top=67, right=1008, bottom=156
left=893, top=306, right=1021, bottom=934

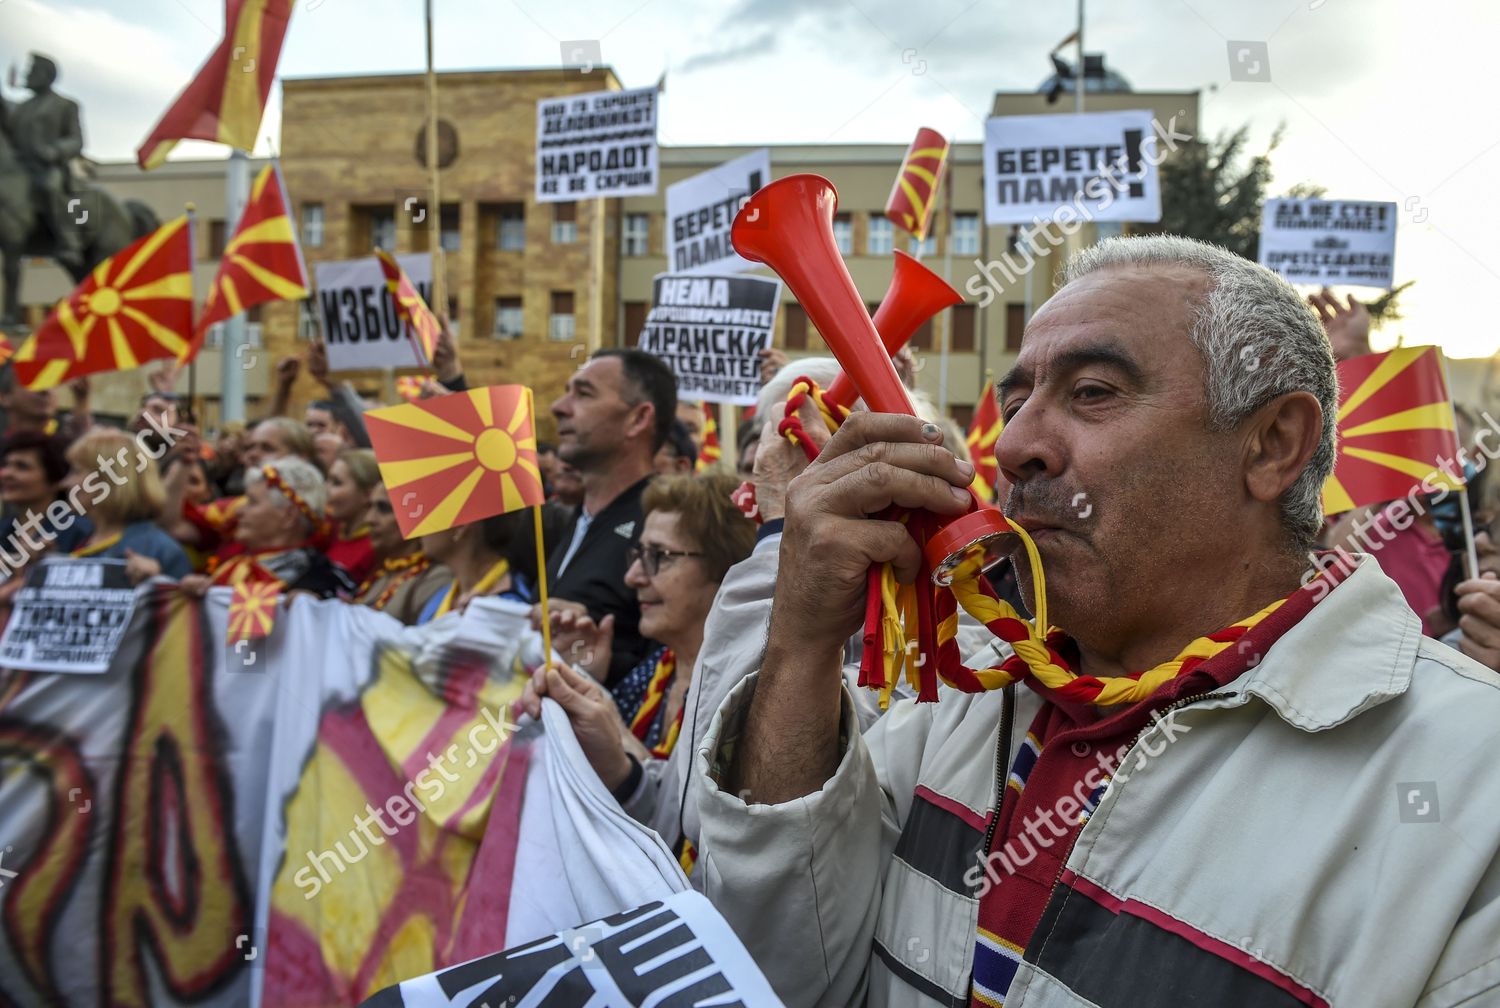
left=823, top=249, right=963, bottom=411
left=732, top=174, right=1012, bottom=583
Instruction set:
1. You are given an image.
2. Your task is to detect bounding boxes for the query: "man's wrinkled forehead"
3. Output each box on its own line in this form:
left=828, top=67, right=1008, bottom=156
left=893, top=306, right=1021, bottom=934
left=1014, top=265, right=1208, bottom=378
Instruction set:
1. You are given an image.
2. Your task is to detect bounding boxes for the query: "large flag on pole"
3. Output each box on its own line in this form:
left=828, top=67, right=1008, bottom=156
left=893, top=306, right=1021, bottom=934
left=885, top=127, right=950, bottom=243
left=136, top=0, right=294, bottom=169
left=375, top=249, right=441, bottom=367
left=365, top=386, right=546, bottom=539
left=13, top=216, right=194, bottom=390
left=191, top=161, right=308, bottom=357
left=967, top=378, right=1003, bottom=502
left=1322, top=346, right=1462, bottom=515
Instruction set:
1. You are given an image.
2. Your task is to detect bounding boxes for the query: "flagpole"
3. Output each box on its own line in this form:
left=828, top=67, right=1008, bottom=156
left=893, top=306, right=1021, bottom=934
left=219, top=151, right=251, bottom=424
left=1441, top=354, right=1480, bottom=579
left=425, top=0, right=446, bottom=323
left=527, top=389, right=554, bottom=664
left=938, top=152, right=954, bottom=415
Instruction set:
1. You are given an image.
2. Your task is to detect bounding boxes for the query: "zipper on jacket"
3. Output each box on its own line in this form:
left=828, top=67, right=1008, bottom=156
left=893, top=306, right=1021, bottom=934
left=980, top=683, right=1016, bottom=858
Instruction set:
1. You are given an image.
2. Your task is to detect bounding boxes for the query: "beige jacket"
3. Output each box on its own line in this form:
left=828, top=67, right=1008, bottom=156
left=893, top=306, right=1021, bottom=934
left=692, top=554, right=1500, bottom=1007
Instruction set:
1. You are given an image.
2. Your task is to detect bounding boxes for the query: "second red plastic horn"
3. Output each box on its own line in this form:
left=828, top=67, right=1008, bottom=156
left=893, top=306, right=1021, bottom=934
left=823, top=249, right=963, bottom=412
left=732, top=174, right=1012, bottom=583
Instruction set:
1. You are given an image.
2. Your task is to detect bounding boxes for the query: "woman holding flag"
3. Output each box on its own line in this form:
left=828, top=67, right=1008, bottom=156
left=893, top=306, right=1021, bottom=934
left=519, top=473, right=754, bottom=809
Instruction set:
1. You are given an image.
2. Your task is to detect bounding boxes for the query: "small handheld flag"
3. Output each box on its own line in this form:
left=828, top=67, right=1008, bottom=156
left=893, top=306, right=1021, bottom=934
left=375, top=249, right=441, bottom=367
left=365, top=385, right=546, bottom=539
left=191, top=162, right=309, bottom=359
left=13, top=216, right=194, bottom=390
left=227, top=579, right=280, bottom=644
left=966, top=378, right=1003, bottom=503
left=1323, top=346, right=1462, bottom=515
left=695, top=403, right=720, bottom=471
left=884, top=127, right=950, bottom=243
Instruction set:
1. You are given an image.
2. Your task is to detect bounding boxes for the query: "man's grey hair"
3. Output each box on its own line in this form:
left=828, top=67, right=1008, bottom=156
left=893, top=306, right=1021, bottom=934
left=245, top=455, right=327, bottom=532
left=1064, top=235, right=1338, bottom=552
left=755, top=356, right=845, bottom=418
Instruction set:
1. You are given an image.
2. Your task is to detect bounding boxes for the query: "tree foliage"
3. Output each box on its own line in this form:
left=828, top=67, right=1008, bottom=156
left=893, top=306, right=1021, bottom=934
left=1141, top=125, right=1283, bottom=259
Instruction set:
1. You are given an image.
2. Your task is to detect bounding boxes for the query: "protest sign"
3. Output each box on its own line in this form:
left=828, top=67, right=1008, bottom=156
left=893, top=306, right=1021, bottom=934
left=536, top=85, right=658, bottom=202
left=983, top=109, right=1161, bottom=225
left=314, top=252, right=433, bottom=370
left=1259, top=199, right=1398, bottom=289
left=638, top=273, right=782, bottom=406
left=361, top=891, right=783, bottom=1008
left=0, top=556, right=137, bottom=673
left=665, top=148, right=770, bottom=274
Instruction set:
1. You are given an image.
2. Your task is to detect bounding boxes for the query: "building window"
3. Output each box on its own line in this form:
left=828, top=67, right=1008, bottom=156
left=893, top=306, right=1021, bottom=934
left=440, top=204, right=461, bottom=252
left=950, top=304, right=976, bottom=353
left=908, top=234, right=936, bottom=257
left=497, top=203, right=525, bottom=251
left=358, top=205, right=396, bottom=251
left=911, top=318, right=934, bottom=351
left=784, top=303, right=808, bottom=351
left=205, top=219, right=227, bottom=260
left=952, top=213, right=979, bottom=256
left=551, top=202, right=578, bottom=244
left=867, top=215, right=893, bottom=256
left=549, top=291, right=576, bottom=341
left=1005, top=303, right=1026, bottom=352
left=624, top=301, right=648, bottom=342
left=623, top=213, right=649, bottom=256
left=301, top=203, right=324, bottom=248
left=832, top=214, right=853, bottom=255
left=493, top=296, right=523, bottom=340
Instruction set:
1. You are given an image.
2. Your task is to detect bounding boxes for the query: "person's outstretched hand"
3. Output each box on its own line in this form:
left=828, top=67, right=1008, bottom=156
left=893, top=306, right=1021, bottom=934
left=1308, top=288, right=1371, bottom=361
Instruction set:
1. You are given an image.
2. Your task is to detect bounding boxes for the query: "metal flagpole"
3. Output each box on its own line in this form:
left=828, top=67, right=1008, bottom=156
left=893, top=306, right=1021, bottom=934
left=219, top=151, right=251, bottom=423
left=425, top=0, right=446, bottom=329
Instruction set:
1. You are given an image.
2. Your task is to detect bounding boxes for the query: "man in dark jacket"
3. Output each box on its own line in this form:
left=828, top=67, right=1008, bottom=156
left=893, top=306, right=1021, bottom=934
left=547, top=348, right=676, bottom=687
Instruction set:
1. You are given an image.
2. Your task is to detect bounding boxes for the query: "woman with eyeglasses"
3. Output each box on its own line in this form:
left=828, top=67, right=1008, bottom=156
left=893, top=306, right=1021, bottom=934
left=520, top=472, right=755, bottom=797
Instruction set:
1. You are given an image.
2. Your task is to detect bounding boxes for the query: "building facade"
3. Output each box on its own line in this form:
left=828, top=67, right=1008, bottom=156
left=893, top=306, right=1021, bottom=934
left=11, top=66, right=1214, bottom=433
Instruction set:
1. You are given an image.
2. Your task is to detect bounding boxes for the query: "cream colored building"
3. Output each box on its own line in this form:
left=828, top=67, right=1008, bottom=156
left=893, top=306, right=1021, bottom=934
left=6, top=67, right=1223, bottom=431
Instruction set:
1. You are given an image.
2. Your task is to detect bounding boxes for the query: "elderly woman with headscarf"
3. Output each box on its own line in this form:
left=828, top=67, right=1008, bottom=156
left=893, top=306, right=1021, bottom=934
left=179, top=456, right=353, bottom=599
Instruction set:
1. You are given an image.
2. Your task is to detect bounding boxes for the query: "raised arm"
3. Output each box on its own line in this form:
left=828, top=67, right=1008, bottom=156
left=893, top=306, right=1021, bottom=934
left=729, top=413, right=975, bottom=804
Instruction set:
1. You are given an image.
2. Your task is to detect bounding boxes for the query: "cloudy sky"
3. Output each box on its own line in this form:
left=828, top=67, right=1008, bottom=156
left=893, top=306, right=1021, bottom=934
left=5, top=0, right=1496, bottom=356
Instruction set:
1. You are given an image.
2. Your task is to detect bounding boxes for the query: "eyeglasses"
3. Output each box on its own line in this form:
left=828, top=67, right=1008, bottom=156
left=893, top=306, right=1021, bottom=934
left=626, top=542, right=702, bottom=577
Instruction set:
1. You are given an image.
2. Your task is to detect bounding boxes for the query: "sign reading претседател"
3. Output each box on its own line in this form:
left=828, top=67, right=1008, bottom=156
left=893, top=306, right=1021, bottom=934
left=0, top=557, right=138, bottom=674
left=637, top=273, right=782, bottom=406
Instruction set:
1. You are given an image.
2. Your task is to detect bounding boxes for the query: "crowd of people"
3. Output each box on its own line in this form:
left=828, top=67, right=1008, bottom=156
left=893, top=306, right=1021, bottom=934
left=1, top=235, right=1498, bottom=1005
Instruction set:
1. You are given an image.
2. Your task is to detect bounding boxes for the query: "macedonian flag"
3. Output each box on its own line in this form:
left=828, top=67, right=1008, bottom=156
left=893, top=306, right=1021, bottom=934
left=13, top=216, right=194, bottom=390
left=1322, top=346, right=1462, bottom=515
left=365, top=385, right=546, bottom=539
left=696, top=402, right=720, bottom=471
left=967, top=378, right=1003, bottom=503
left=191, top=161, right=308, bottom=357
left=137, top=0, right=294, bottom=169
left=885, top=127, right=950, bottom=243
left=375, top=249, right=441, bottom=367
left=227, top=579, right=280, bottom=644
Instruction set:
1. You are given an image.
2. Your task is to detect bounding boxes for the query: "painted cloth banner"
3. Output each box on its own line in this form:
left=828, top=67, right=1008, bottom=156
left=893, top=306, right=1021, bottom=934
left=0, top=587, right=678, bottom=1007
left=665, top=148, right=770, bottom=275
left=637, top=274, right=782, bottom=406
left=0, top=557, right=138, bottom=674
left=358, top=891, right=781, bottom=1008
left=315, top=253, right=434, bottom=371
left=982, top=110, right=1161, bottom=225
left=535, top=86, right=658, bottom=202
left=1258, top=198, right=1398, bottom=289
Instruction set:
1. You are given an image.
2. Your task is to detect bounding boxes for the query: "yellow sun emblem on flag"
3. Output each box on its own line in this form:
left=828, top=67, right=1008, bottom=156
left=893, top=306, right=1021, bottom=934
left=365, top=385, right=547, bottom=539
left=228, top=579, right=281, bottom=644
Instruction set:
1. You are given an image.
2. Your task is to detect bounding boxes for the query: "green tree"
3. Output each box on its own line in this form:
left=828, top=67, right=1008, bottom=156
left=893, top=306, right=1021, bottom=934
left=1141, top=125, right=1283, bottom=259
